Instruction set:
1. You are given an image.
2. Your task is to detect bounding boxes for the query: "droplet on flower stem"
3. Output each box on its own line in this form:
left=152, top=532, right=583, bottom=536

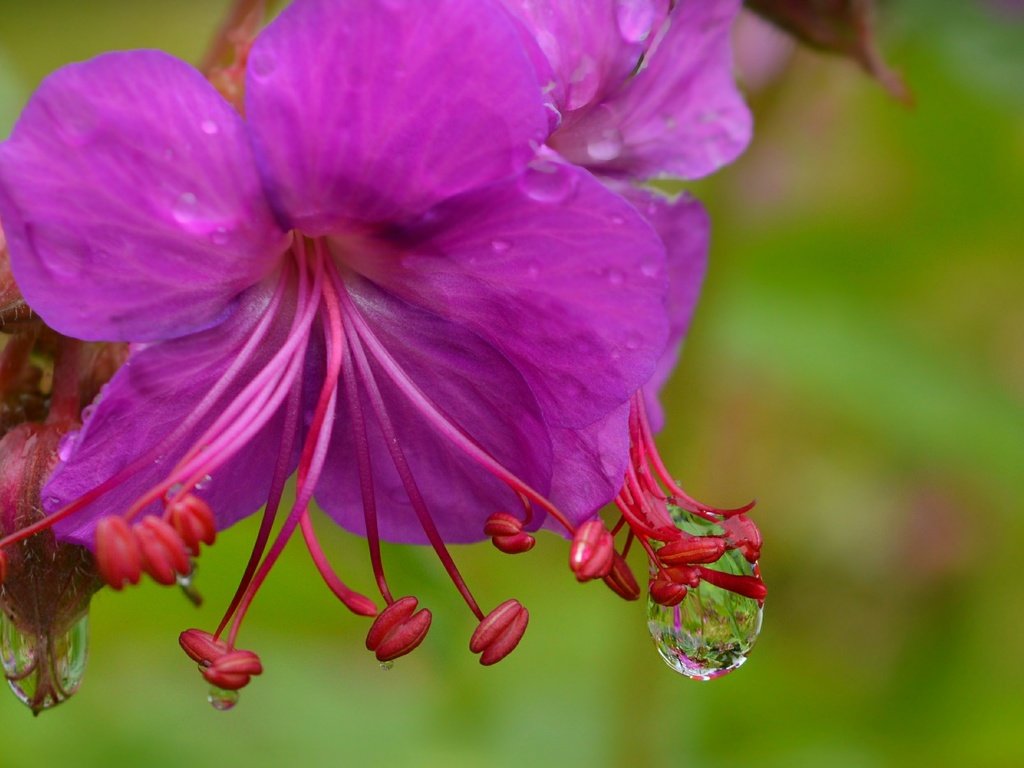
left=1, top=611, right=90, bottom=712
left=207, top=685, right=239, bottom=711
left=647, top=508, right=763, bottom=680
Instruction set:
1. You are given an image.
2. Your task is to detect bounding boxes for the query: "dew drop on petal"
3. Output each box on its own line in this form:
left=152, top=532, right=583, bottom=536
left=586, top=129, right=624, bottom=163
left=200, top=119, right=219, bottom=135
left=207, top=685, right=239, bottom=711
left=195, top=474, right=213, bottom=490
left=490, top=239, right=512, bottom=254
left=2, top=611, right=90, bottom=712
left=566, top=55, right=600, bottom=110
left=520, top=162, right=578, bottom=204
left=647, top=508, right=763, bottom=680
left=172, top=193, right=199, bottom=225
left=616, top=0, right=656, bottom=43
left=56, top=429, right=79, bottom=462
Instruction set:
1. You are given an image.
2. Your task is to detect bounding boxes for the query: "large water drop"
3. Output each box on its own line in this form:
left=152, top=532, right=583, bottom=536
left=1, top=611, right=90, bottom=712
left=647, top=509, right=763, bottom=680
left=207, top=685, right=239, bottom=711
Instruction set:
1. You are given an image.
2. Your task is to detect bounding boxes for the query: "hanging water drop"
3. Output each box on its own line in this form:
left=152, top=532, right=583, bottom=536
left=1, top=610, right=90, bottom=712
left=177, top=562, right=203, bottom=607
left=207, top=685, right=239, bottom=711
left=379, top=660, right=395, bottom=672
left=647, top=508, right=763, bottom=680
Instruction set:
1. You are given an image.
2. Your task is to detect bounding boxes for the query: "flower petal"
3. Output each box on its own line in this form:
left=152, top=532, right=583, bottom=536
left=547, top=403, right=631, bottom=532
left=316, top=276, right=553, bottom=544
left=0, top=51, right=287, bottom=342
left=351, top=161, right=668, bottom=430
left=625, top=188, right=708, bottom=431
left=550, top=0, right=751, bottom=180
left=47, top=281, right=296, bottom=546
left=246, top=0, right=548, bottom=234
left=500, top=0, right=669, bottom=113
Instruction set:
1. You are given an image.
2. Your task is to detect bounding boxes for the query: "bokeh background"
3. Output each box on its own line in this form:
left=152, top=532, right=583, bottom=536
left=0, top=2, right=1021, bottom=766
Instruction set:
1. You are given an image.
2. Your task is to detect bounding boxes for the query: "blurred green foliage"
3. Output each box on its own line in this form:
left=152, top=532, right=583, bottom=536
left=0, top=1, right=1021, bottom=766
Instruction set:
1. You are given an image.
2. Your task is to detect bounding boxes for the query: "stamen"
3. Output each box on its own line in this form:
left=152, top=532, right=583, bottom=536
left=365, top=596, right=432, bottom=662
left=299, top=510, right=377, bottom=617
left=469, top=599, right=529, bottom=666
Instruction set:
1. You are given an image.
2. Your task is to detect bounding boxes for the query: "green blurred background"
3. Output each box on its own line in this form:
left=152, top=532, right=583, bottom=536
left=0, top=2, right=1021, bottom=766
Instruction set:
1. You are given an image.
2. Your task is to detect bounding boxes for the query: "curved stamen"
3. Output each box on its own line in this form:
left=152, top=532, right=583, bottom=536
left=336, top=286, right=575, bottom=535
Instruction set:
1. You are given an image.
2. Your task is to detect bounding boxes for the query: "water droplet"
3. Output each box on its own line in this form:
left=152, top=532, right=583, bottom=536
left=647, top=508, right=763, bottom=680
left=56, top=430, right=79, bottom=462
left=172, top=193, right=199, bottom=225
left=566, top=55, right=600, bottom=111
left=210, top=227, right=230, bottom=245
left=640, top=261, right=660, bottom=278
left=586, top=129, right=624, bottom=163
left=490, top=239, right=512, bottom=254
left=610, top=214, right=625, bottom=226
left=520, top=162, right=578, bottom=204
left=2, top=611, right=90, bottom=712
left=379, top=661, right=394, bottom=672
left=248, top=51, right=277, bottom=78
left=165, top=483, right=184, bottom=500
left=616, top=0, right=656, bottom=43
left=207, top=685, right=239, bottom=711
left=200, top=119, right=219, bottom=135
left=195, top=474, right=213, bottom=490
left=606, top=268, right=625, bottom=286
left=543, top=101, right=563, bottom=130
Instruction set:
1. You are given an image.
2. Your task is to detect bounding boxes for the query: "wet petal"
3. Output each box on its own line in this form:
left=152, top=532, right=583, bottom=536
left=551, top=0, right=751, bottom=180
left=501, top=0, right=669, bottom=112
left=316, top=277, right=553, bottom=544
left=246, top=0, right=548, bottom=233
left=47, top=280, right=297, bottom=546
left=547, top=403, right=631, bottom=531
left=624, top=188, right=708, bottom=430
left=0, top=51, right=288, bottom=342
left=353, top=162, right=668, bottom=430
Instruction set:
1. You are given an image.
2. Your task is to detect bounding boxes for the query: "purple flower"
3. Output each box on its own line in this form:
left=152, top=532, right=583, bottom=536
left=504, top=0, right=752, bottom=426
left=0, top=0, right=672, bottom=677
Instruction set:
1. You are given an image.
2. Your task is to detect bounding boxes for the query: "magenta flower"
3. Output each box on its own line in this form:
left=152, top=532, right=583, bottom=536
left=0, top=0, right=673, bottom=682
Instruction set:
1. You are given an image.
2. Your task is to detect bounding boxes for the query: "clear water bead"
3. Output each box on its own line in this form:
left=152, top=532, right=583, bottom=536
left=647, top=507, right=763, bottom=680
left=1, top=611, right=90, bottom=712
left=207, top=685, right=240, bottom=711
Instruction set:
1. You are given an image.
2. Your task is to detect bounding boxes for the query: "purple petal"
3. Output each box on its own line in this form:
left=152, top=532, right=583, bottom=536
left=350, top=161, right=668, bottom=430
left=624, top=188, right=709, bottom=431
left=47, top=281, right=296, bottom=546
left=316, top=277, right=552, bottom=544
left=547, top=403, right=631, bottom=532
left=246, top=0, right=548, bottom=233
left=0, top=51, right=288, bottom=342
left=550, top=0, right=752, bottom=180
left=501, top=0, right=669, bottom=113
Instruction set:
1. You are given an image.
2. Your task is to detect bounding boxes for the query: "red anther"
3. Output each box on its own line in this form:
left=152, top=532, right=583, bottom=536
left=662, top=565, right=701, bottom=588
left=492, top=531, right=536, bottom=554
left=469, top=599, right=529, bottom=666
left=569, top=519, right=614, bottom=581
left=168, top=494, right=217, bottom=555
left=95, top=516, right=142, bottom=590
left=179, top=628, right=228, bottom=665
left=658, top=535, right=727, bottom=567
left=697, top=567, right=768, bottom=601
left=602, top=552, right=640, bottom=601
left=468, top=599, right=528, bottom=665
left=649, top=578, right=688, bottom=607
left=134, top=516, right=190, bottom=585
left=722, top=514, right=763, bottom=563
left=201, top=649, right=263, bottom=690
left=365, top=596, right=433, bottom=662
left=483, top=512, right=524, bottom=538
left=0, top=549, right=7, bottom=585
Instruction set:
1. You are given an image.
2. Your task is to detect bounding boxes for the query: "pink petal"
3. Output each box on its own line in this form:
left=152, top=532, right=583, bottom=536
left=246, top=0, right=548, bottom=233
left=0, top=51, right=288, bottom=341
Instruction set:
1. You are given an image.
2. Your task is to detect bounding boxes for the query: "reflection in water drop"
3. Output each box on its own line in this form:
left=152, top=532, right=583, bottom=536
left=519, top=162, right=578, bottom=204
left=647, top=509, right=763, bottom=680
left=208, top=685, right=240, bottom=711
left=1, top=611, right=90, bottom=712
